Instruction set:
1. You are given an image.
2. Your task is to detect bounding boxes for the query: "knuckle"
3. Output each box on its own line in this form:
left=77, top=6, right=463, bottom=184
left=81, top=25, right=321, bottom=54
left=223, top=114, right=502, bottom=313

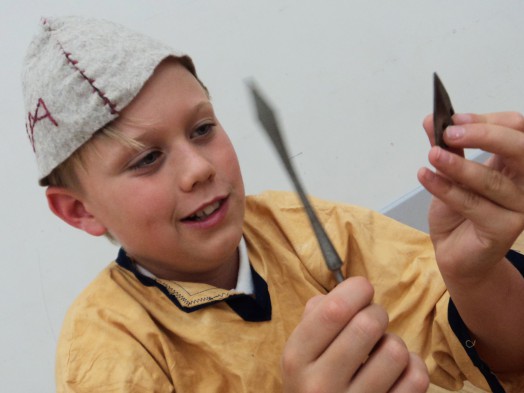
left=349, top=276, right=375, bottom=300
left=281, top=347, right=301, bottom=376
left=302, top=379, right=330, bottom=393
left=321, top=296, right=349, bottom=324
left=412, top=371, right=431, bottom=392
left=383, top=335, right=409, bottom=366
left=483, top=168, right=505, bottom=193
left=283, top=368, right=332, bottom=393
left=282, top=368, right=329, bottom=393
left=408, top=363, right=431, bottom=392
left=405, top=352, right=430, bottom=392
left=462, top=190, right=482, bottom=211
left=352, top=306, right=388, bottom=340
left=319, top=277, right=377, bottom=326
left=304, top=295, right=324, bottom=314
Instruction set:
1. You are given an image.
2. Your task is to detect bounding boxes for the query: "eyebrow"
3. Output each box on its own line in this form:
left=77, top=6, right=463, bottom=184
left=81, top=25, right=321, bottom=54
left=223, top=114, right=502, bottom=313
left=116, top=100, right=214, bottom=143
left=190, top=100, right=214, bottom=117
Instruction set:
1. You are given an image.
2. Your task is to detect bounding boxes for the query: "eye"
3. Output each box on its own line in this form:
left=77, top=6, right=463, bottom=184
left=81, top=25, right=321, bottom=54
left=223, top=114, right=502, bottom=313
left=190, top=123, right=215, bottom=139
left=129, top=150, right=163, bottom=171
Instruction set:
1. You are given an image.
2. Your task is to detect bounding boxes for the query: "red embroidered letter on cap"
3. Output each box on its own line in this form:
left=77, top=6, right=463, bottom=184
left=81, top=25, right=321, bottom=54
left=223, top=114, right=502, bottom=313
left=26, top=98, right=58, bottom=152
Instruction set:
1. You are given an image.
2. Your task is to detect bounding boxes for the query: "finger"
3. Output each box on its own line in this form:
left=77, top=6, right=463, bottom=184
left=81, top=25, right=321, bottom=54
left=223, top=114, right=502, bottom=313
left=388, top=353, right=430, bottom=393
left=417, top=166, right=523, bottom=248
left=443, top=123, right=524, bottom=166
left=453, top=111, right=524, bottom=132
left=302, top=295, right=324, bottom=317
left=347, top=334, right=409, bottom=393
left=283, top=277, right=374, bottom=366
left=422, top=114, right=436, bottom=146
left=315, top=303, right=389, bottom=389
left=427, top=146, right=524, bottom=213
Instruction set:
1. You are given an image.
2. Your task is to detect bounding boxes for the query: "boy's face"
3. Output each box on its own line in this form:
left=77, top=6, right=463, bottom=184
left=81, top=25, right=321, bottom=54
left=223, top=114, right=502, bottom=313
left=75, top=59, right=245, bottom=284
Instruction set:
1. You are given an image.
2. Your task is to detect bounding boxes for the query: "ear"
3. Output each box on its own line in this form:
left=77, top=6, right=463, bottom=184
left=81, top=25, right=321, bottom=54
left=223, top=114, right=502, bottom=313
left=46, top=186, right=108, bottom=237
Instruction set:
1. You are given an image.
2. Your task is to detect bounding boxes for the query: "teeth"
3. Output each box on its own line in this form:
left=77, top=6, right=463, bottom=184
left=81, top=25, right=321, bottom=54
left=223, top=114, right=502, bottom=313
left=193, top=201, right=220, bottom=220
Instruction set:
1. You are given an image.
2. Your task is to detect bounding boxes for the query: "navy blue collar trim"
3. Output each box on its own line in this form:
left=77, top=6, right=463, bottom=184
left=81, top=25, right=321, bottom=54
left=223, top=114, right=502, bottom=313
left=115, top=248, right=272, bottom=322
left=225, top=265, right=272, bottom=322
left=448, top=250, right=523, bottom=393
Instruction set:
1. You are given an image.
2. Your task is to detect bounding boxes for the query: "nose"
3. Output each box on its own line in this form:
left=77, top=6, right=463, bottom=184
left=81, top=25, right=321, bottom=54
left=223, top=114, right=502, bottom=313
left=177, top=146, right=216, bottom=192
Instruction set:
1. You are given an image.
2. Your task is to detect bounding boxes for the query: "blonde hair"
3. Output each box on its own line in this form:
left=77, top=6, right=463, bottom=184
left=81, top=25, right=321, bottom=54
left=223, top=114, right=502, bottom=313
left=41, top=126, right=143, bottom=190
left=43, top=126, right=144, bottom=243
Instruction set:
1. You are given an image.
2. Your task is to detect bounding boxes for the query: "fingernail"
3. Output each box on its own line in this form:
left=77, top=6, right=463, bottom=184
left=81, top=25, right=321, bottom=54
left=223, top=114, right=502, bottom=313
left=446, top=126, right=465, bottom=140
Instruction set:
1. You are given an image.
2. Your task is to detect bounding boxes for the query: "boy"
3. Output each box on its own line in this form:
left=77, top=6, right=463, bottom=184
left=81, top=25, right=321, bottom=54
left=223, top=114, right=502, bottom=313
left=22, top=16, right=524, bottom=392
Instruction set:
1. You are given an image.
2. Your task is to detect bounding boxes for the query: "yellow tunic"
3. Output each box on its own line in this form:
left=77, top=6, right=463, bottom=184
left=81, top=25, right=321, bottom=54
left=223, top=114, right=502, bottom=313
left=56, top=191, right=520, bottom=392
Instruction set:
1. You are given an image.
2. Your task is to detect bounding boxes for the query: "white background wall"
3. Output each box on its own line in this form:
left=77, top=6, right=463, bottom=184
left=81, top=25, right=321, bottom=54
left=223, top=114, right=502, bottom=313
left=1, top=1, right=523, bottom=391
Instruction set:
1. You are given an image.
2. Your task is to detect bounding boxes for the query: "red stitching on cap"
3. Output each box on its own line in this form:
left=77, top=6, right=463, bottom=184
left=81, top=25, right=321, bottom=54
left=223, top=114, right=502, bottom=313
left=60, top=47, right=119, bottom=115
left=26, top=98, right=58, bottom=152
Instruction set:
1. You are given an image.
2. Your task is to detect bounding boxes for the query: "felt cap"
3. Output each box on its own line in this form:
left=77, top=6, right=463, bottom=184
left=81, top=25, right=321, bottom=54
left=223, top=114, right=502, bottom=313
left=22, top=16, right=196, bottom=185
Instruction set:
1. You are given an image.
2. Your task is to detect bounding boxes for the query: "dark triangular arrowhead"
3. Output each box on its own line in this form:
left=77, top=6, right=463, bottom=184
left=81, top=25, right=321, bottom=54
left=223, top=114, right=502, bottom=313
left=433, top=72, right=455, bottom=148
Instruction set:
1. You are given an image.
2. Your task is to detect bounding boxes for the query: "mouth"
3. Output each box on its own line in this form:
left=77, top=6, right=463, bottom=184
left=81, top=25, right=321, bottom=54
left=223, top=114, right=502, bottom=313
left=182, top=199, right=224, bottom=222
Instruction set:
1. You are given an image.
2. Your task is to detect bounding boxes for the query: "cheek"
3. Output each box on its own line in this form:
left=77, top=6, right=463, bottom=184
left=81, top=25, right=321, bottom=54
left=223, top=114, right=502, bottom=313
left=218, top=139, right=243, bottom=185
left=226, top=152, right=244, bottom=192
left=100, top=184, right=172, bottom=226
